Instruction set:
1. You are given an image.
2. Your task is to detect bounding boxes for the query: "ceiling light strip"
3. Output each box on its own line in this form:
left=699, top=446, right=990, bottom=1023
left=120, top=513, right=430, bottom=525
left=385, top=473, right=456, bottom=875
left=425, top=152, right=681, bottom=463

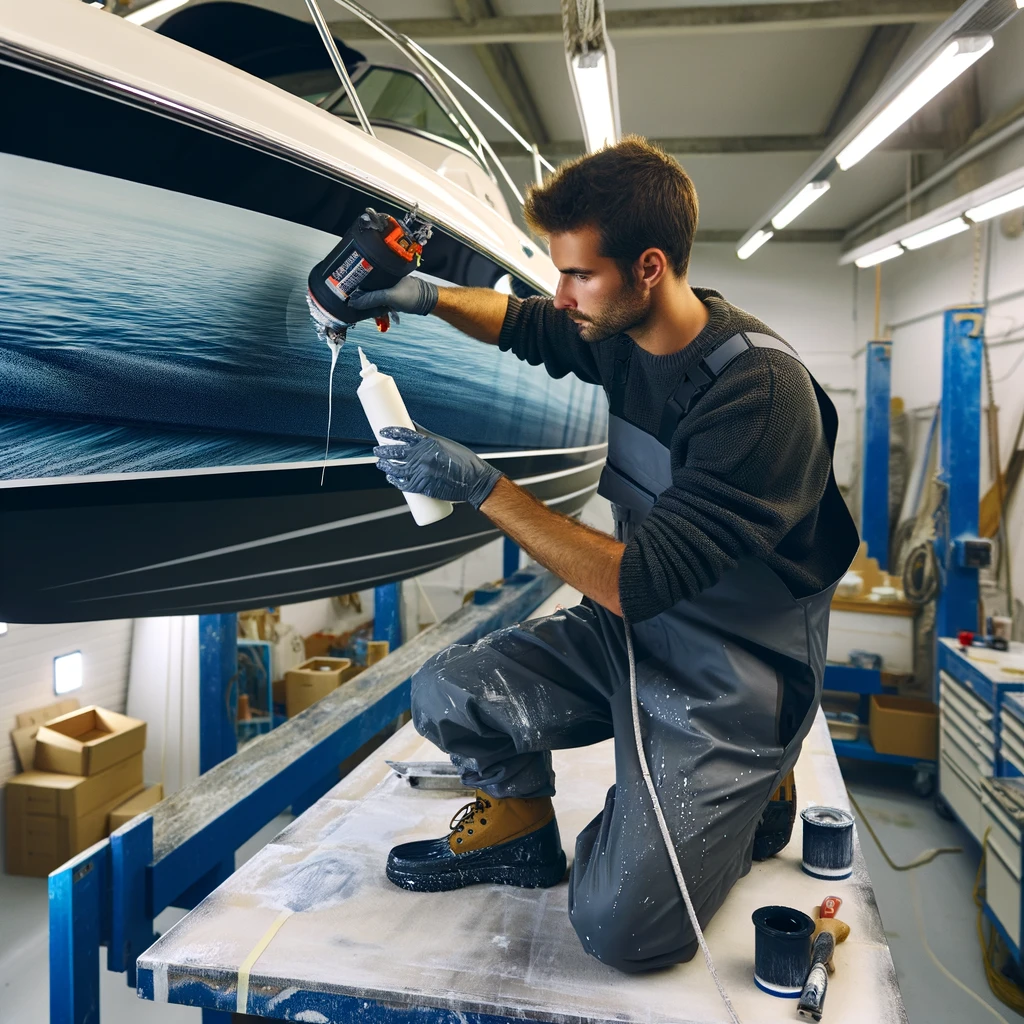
left=840, top=163, right=1024, bottom=266
left=736, top=0, right=1013, bottom=258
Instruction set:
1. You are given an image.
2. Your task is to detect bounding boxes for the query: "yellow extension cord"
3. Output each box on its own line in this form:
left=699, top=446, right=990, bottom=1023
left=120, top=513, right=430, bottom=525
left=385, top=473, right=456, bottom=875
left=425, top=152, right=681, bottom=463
left=974, top=829, right=1024, bottom=1017
left=851, top=791, right=1024, bottom=1020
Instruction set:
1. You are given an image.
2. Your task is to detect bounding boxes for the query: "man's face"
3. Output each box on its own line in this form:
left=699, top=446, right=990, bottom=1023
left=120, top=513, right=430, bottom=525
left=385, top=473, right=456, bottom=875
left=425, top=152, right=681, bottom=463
left=549, top=225, right=650, bottom=343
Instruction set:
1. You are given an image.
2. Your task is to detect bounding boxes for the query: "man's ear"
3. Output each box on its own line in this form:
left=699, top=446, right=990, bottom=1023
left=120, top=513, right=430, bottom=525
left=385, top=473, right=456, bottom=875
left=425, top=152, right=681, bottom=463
left=637, top=247, right=669, bottom=290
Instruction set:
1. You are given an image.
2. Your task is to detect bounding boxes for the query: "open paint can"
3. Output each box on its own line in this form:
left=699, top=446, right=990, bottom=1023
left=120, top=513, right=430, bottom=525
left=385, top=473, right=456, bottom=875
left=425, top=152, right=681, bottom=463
left=751, top=905, right=814, bottom=997
left=801, top=805, right=855, bottom=879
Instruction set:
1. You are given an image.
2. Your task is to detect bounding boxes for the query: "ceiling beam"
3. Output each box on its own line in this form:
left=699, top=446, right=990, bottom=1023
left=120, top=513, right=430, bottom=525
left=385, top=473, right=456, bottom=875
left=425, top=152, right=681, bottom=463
left=453, top=0, right=549, bottom=145
left=331, top=0, right=955, bottom=44
left=825, top=24, right=914, bottom=136
left=490, top=132, right=945, bottom=159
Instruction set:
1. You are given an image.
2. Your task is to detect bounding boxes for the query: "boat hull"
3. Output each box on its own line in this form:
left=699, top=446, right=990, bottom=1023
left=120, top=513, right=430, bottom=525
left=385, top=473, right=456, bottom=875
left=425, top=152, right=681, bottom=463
left=0, top=49, right=606, bottom=622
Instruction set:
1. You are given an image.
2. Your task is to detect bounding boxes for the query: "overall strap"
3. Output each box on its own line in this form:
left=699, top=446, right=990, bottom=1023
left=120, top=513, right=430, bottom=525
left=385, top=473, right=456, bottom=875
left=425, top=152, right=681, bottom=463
left=655, top=331, right=802, bottom=446
left=608, top=336, right=633, bottom=419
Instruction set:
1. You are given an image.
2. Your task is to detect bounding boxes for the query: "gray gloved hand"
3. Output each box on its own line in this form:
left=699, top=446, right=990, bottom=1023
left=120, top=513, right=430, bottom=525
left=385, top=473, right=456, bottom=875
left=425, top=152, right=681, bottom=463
left=347, top=277, right=438, bottom=317
left=374, top=426, right=502, bottom=509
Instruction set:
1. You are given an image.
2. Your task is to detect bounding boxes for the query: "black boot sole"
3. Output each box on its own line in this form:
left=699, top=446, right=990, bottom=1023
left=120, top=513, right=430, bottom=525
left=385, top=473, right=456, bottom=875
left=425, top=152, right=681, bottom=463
left=386, top=852, right=567, bottom=893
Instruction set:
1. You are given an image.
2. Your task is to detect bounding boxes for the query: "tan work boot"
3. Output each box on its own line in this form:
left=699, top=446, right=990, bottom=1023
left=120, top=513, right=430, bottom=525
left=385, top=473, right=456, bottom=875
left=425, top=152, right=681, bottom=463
left=387, top=791, right=567, bottom=892
left=752, top=770, right=797, bottom=861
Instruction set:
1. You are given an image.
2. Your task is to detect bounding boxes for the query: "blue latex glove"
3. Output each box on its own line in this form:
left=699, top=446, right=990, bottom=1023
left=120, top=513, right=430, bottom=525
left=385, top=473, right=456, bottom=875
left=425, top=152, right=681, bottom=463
left=374, top=426, right=502, bottom=509
left=347, top=277, right=438, bottom=318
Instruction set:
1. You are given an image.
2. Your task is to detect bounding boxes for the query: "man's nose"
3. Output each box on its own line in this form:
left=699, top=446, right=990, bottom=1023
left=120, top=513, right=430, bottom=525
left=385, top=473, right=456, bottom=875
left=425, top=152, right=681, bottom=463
left=553, top=280, right=576, bottom=311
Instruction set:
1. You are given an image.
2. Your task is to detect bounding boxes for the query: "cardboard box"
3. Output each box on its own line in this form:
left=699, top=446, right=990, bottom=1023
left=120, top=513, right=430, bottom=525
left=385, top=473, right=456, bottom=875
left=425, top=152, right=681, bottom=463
left=869, top=694, right=938, bottom=760
left=285, top=657, right=352, bottom=718
left=10, top=699, right=81, bottom=773
left=15, top=698, right=80, bottom=731
left=5, top=755, right=144, bottom=876
left=6, top=782, right=146, bottom=877
left=108, top=783, right=163, bottom=832
left=34, top=706, right=146, bottom=776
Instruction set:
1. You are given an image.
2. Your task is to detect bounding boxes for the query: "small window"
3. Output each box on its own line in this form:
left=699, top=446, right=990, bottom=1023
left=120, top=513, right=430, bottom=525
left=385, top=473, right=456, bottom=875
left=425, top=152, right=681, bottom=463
left=330, top=67, right=465, bottom=148
left=54, top=651, right=83, bottom=695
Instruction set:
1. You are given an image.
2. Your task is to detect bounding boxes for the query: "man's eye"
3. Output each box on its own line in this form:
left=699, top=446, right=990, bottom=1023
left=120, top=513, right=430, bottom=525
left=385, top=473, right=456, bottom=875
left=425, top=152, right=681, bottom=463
left=575, top=274, right=589, bottom=282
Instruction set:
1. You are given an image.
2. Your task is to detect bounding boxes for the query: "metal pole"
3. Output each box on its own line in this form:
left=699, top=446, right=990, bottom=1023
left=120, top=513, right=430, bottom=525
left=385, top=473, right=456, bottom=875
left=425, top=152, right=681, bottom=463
left=303, top=0, right=375, bottom=137
left=936, top=307, right=985, bottom=639
left=199, top=614, right=238, bottom=774
left=861, top=341, right=892, bottom=569
left=531, top=144, right=544, bottom=186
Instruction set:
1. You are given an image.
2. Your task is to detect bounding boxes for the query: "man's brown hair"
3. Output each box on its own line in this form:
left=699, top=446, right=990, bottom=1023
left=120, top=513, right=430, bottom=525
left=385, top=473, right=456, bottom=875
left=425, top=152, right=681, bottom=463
left=523, top=135, right=699, bottom=280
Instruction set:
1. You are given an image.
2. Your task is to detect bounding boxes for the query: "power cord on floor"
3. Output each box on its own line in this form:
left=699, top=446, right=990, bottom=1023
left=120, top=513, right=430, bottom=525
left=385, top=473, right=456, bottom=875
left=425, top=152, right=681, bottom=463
left=909, top=869, right=1010, bottom=1024
left=974, top=830, right=1024, bottom=1016
left=846, top=790, right=962, bottom=870
left=850, top=790, right=1013, bottom=1023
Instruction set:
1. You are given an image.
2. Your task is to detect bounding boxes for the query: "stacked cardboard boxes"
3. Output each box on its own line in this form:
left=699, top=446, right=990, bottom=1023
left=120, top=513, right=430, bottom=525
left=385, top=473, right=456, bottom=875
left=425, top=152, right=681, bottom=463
left=5, top=704, right=151, bottom=877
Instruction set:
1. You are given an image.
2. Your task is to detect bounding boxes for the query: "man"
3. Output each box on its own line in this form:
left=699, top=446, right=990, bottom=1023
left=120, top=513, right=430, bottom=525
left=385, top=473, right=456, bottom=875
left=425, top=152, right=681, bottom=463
left=349, top=137, right=859, bottom=973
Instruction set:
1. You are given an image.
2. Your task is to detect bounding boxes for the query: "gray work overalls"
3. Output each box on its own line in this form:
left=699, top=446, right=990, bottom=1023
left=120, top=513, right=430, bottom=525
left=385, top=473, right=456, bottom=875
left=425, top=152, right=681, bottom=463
left=411, top=331, right=857, bottom=973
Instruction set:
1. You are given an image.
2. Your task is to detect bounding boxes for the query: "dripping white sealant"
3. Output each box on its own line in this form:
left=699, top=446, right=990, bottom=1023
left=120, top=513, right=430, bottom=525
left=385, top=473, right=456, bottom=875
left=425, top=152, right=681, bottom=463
left=320, top=336, right=343, bottom=486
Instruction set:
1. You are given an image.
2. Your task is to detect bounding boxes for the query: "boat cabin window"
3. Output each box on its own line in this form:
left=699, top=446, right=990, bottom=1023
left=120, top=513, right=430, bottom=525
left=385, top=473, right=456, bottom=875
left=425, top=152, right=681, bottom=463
left=328, top=67, right=465, bottom=149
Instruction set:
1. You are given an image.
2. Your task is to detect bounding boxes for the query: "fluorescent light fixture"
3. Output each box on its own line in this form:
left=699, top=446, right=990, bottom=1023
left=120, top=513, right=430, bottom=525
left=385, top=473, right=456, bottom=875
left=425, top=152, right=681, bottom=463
left=855, top=244, right=905, bottom=268
left=124, top=0, right=189, bottom=25
left=54, top=651, right=84, bottom=695
left=966, top=185, right=1024, bottom=223
left=737, top=230, right=774, bottom=260
left=901, top=216, right=970, bottom=250
left=570, top=51, right=618, bottom=153
left=836, top=36, right=993, bottom=171
left=771, top=181, right=831, bottom=230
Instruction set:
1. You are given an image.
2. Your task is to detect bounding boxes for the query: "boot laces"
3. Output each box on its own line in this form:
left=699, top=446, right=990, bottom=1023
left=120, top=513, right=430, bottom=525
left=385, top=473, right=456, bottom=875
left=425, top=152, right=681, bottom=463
left=449, top=795, right=491, bottom=836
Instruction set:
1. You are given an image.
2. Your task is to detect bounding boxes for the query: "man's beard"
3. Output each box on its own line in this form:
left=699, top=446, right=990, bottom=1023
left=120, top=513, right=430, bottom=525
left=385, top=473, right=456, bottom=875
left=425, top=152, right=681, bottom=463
left=569, top=282, right=651, bottom=342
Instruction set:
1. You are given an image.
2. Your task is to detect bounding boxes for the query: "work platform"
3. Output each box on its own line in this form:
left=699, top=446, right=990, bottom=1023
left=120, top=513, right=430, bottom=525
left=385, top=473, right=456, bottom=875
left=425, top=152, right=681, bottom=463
left=138, top=711, right=908, bottom=1024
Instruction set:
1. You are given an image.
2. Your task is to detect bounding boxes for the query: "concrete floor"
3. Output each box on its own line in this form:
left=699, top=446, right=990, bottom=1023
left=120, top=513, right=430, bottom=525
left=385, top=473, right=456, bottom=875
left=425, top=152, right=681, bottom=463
left=843, top=760, right=1024, bottom=1024
left=2, top=768, right=1022, bottom=1023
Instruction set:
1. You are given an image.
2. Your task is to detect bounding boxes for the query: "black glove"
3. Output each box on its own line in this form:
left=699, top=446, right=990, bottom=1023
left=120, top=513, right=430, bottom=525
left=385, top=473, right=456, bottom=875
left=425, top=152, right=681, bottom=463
left=347, top=277, right=438, bottom=318
left=373, top=427, right=502, bottom=509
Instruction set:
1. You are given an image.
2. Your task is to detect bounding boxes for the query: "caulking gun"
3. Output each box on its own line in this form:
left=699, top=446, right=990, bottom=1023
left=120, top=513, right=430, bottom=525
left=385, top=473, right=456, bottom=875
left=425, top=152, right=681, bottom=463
left=307, top=206, right=433, bottom=343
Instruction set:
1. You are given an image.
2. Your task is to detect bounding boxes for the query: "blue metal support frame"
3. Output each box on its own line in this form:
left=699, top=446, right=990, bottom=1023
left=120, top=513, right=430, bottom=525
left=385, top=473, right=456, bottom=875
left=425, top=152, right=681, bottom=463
left=503, top=537, right=521, bottom=579
left=51, top=569, right=561, bottom=1024
left=935, top=307, right=984, bottom=640
left=374, top=583, right=402, bottom=652
left=199, top=614, right=239, bottom=774
left=861, top=340, right=892, bottom=569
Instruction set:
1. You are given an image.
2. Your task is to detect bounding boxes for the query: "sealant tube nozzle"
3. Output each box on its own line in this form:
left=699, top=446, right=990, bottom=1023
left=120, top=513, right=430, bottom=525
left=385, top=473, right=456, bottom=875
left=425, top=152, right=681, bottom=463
left=358, top=346, right=376, bottom=378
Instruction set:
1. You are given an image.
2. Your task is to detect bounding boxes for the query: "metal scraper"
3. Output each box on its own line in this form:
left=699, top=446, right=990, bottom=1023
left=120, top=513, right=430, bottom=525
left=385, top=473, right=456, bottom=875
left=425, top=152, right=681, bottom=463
left=386, top=760, right=469, bottom=791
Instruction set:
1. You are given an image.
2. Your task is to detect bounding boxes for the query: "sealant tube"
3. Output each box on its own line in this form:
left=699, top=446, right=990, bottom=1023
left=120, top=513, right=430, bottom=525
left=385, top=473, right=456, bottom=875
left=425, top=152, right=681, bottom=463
left=357, top=348, right=454, bottom=527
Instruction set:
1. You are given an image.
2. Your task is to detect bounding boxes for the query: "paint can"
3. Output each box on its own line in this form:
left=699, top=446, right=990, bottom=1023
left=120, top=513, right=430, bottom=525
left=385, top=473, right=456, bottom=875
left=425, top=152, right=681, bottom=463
left=751, top=905, right=814, bottom=998
left=801, top=805, right=855, bottom=879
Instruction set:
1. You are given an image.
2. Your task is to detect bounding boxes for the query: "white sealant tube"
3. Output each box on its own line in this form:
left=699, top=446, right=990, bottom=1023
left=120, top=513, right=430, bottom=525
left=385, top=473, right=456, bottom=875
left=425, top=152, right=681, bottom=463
left=357, top=347, right=454, bottom=526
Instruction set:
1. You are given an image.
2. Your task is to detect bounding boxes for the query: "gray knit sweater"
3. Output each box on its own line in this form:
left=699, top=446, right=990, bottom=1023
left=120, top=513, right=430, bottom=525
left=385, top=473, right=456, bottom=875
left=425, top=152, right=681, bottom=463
left=499, top=288, right=854, bottom=623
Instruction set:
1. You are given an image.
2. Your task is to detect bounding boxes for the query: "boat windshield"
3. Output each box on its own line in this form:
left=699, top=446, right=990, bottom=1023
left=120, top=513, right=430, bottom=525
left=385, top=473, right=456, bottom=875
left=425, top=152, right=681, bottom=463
left=328, top=67, right=466, bottom=149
